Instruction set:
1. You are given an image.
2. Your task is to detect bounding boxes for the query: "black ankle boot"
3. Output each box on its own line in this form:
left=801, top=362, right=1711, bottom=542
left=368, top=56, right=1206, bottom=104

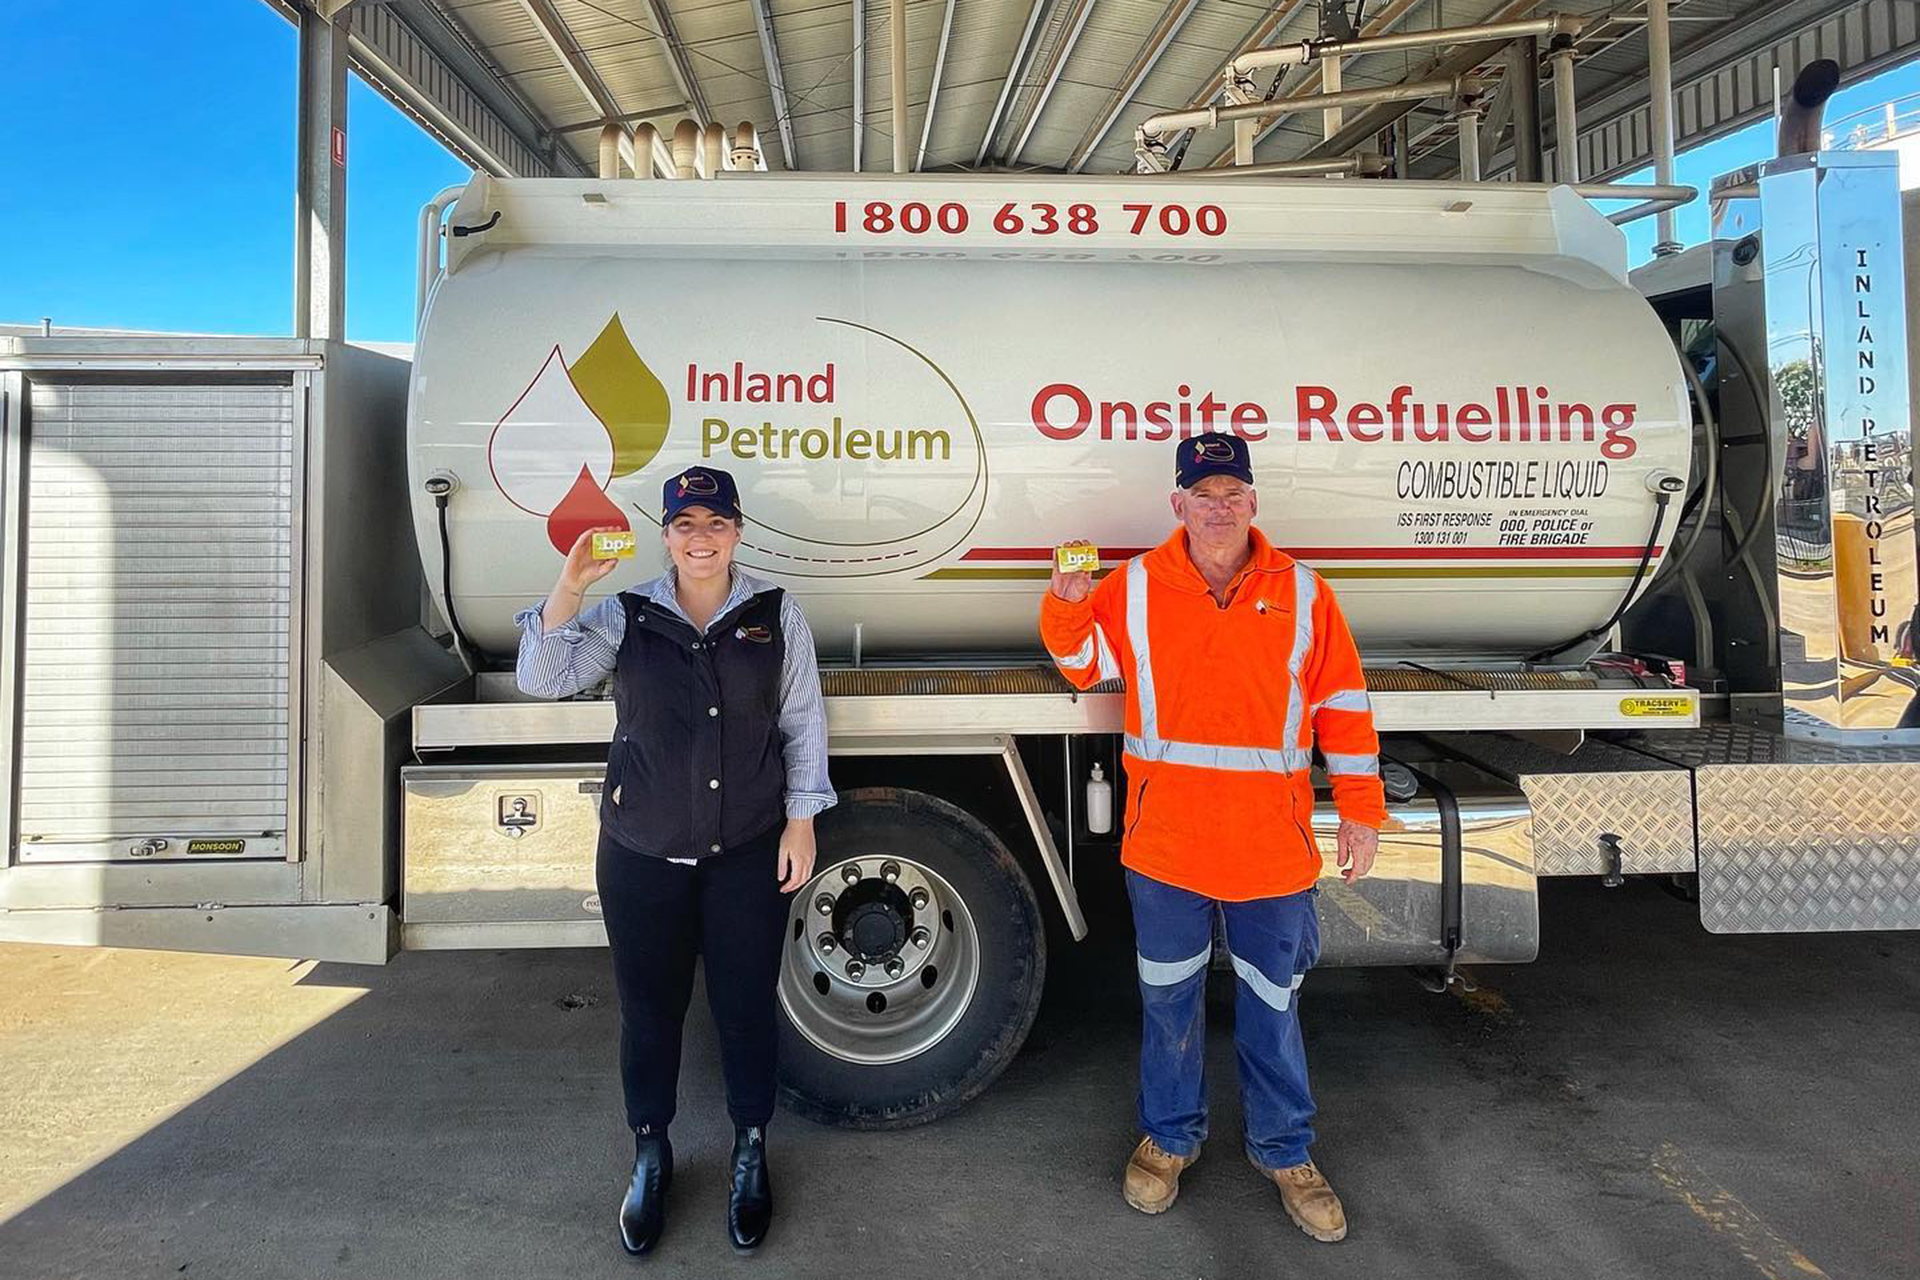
left=726, top=1125, right=773, bottom=1251
left=619, top=1129, right=672, bottom=1256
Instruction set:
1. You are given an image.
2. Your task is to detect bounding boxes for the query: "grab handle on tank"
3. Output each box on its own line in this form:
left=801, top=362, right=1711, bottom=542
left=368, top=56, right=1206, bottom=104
left=451, top=211, right=502, bottom=237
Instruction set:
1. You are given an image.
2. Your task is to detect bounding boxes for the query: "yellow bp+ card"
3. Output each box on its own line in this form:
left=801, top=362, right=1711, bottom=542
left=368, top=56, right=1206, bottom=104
left=1054, top=541, right=1100, bottom=574
left=591, top=531, right=637, bottom=559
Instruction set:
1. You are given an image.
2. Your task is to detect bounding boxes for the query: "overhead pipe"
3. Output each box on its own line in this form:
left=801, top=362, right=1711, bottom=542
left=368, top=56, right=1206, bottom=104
left=1455, top=101, right=1484, bottom=181
left=1777, top=59, right=1842, bottom=156
left=1323, top=55, right=1343, bottom=142
left=1139, top=77, right=1468, bottom=144
left=1549, top=35, right=1579, bottom=182
left=1647, top=0, right=1679, bottom=253
left=1508, top=36, right=1544, bottom=184
left=1230, top=14, right=1583, bottom=77
left=671, top=120, right=701, bottom=178
left=1303, top=34, right=1520, bottom=162
left=1144, top=154, right=1391, bottom=179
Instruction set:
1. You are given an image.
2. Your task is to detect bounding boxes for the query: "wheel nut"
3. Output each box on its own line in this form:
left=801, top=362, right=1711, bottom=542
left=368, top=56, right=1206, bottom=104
left=884, top=958, right=905, bottom=978
left=814, top=894, right=835, bottom=916
left=845, top=959, right=866, bottom=980
left=909, top=889, right=930, bottom=911
left=841, top=864, right=862, bottom=885
left=817, top=933, right=837, bottom=954
left=910, top=927, right=932, bottom=949
left=881, top=861, right=901, bottom=883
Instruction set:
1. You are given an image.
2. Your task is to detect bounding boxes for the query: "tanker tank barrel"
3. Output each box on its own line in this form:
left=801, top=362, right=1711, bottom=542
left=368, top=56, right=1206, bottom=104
left=411, top=179, right=1691, bottom=664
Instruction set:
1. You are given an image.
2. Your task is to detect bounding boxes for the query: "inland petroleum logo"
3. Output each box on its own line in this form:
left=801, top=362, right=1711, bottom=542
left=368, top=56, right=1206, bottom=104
left=485, top=315, right=988, bottom=576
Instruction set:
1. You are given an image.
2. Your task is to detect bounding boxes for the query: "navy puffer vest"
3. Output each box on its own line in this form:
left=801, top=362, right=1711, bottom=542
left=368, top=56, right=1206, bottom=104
left=600, top=585, right=787, bottom=859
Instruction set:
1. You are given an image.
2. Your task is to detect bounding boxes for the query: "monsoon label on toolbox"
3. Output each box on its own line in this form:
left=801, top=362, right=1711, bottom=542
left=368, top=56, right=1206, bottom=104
left=484, top=313, right=985, bottom=578
left=186, top=839, right=247, bottom=855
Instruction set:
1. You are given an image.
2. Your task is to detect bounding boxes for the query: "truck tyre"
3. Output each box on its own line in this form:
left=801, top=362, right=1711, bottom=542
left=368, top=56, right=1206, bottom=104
left=776, top=787, right=1047, bottom=1130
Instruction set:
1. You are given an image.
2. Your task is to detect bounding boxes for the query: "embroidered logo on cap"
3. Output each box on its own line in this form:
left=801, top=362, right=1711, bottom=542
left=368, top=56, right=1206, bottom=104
left=1194, top=438, right=1237, bottom=463
left=678, top=471, right=721, bottom=497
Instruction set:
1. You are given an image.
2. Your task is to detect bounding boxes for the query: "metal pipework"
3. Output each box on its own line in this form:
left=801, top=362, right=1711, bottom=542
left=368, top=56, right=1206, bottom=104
left=731, top=121, right=765, bottom=171
left=1453, top=101, right=1485, bottom=182
left=1140, top=154, right=1391, bottom=179
left=1323, top=55, right=1343, bottom=143
left=671, top=119, right=700, bottom=179
left=1549, top=36, right=1579, bottom=182
left=890, top=0, right=909, bottom=173
left=1229, top=14, right=1583, bottom=77
left=634, top=123, right=661, bottom=178
left=1777, top=59, right=1842, bottom=156
left=1561, top=182, right=1697, bottom=226
left=1509, top=36, right=1544, bottom=184
left=598, top=123, right=624, bottom=178
left=1647, top=0, right=1679, bottom=253
left=415, top=184, right=466, bottom=328
left=1139, top=77, right=1467, bottom=144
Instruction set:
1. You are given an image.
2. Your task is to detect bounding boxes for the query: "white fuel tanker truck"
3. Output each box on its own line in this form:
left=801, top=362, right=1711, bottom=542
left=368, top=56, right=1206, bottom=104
left=3, top=134, right=1918, bottom=1129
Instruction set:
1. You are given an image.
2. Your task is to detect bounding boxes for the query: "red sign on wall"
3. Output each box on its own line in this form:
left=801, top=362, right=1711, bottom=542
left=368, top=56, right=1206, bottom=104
left=331, top=126, right=346, bottom=168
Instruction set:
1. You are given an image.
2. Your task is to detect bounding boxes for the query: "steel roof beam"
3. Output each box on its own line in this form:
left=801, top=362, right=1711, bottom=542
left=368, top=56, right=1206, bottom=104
left=854, top=0, right=866, bottom=170
left=269, top=0, right=581, bottom=177
left=975, top=0, right=1050, bottom=166
left=1005, top=0, right=1098, bottom=166
left=1066, top=0, right=1204, bottom=172
left=636, top=0, right=712, bottom=124
left=517, top=0, right=672, bottom=176
left=917, top=0, right=958, bottom=170
left=747, top=0, right=801, bottom=169
left=519, top=0, right=624, bottom=123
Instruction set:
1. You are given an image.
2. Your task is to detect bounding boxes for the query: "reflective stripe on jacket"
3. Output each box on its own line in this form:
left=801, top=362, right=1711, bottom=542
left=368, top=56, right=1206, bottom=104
left=1039, top=527, right=1387, bottom=901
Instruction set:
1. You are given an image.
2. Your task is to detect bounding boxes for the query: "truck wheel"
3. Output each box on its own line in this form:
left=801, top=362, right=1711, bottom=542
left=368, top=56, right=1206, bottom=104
left=776, top=787, right=1046, bottom=1130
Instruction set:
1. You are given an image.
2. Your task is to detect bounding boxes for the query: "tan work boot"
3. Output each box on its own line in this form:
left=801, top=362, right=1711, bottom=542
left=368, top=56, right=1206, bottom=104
left=1122, top=1136, right=1199, bottom=1214
left=1254, top=1157, right=1348, bottom=1242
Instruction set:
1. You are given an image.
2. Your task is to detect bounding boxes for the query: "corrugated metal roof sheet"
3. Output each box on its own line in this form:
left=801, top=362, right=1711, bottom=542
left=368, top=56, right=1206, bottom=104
left=376, top=0, right=1890, bottom=176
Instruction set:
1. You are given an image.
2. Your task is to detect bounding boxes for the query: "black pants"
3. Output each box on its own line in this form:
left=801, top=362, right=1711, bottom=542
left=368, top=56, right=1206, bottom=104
left=596, top=824, right=790, bottom=1133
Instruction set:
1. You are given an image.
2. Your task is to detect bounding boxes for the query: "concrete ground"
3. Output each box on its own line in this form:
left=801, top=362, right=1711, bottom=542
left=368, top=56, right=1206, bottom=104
left=1, top=871, right=1916, bottom=1280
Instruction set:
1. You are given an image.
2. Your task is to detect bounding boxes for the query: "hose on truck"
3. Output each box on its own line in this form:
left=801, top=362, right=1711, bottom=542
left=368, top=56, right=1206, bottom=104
left=1524, top=485, right=1674, bottom=666
left=426, top=478, right=480, bottom=673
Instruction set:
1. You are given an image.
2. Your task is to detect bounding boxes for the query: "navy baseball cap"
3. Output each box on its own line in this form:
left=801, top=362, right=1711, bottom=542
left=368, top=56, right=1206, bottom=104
left=1176, top=432, right=1254, bottom=488
left=663, top=466, right=741, bottom=521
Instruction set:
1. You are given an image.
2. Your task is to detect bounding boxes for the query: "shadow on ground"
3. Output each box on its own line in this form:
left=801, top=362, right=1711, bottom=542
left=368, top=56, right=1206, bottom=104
left=2, top=865, right=1917, bottom=1280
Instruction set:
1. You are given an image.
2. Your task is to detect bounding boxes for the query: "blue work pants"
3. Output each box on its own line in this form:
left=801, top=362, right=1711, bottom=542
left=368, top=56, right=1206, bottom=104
left=1125, top=870, right=1321, bottom=1171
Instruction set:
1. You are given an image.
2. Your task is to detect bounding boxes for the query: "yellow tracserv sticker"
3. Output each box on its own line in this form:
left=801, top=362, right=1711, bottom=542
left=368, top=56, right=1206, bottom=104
left=1619, top=695, right=1692, bottom=718
left=186, top=838, right=247, bottom=855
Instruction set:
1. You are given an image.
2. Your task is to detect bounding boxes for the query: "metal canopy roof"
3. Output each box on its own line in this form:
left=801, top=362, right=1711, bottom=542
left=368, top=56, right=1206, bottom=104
left=290, top=0, right=1918, bottom=181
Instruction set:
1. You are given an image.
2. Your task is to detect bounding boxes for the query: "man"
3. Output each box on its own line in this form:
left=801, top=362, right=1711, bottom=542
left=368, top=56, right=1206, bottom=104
left=1040, top=432, right=1384, bottom=1244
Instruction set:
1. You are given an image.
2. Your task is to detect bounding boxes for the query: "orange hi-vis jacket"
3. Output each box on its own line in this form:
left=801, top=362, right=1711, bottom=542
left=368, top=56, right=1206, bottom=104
left=1040, top=527, right=1387, bottom=901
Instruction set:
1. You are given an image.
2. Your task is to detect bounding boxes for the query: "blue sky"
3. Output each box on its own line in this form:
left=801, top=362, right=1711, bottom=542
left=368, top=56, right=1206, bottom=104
left=2, top=0, right=1917, bottom=340
left=0, top=0, right=467, bottom=344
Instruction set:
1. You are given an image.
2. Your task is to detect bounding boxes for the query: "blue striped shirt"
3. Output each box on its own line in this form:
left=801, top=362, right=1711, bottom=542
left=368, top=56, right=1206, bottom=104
left=513, top=570, right=837, bottom=822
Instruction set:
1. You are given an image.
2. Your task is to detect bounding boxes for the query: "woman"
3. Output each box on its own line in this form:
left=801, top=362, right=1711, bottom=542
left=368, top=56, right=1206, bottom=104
left=515, top=465, right=835, bottom=1256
